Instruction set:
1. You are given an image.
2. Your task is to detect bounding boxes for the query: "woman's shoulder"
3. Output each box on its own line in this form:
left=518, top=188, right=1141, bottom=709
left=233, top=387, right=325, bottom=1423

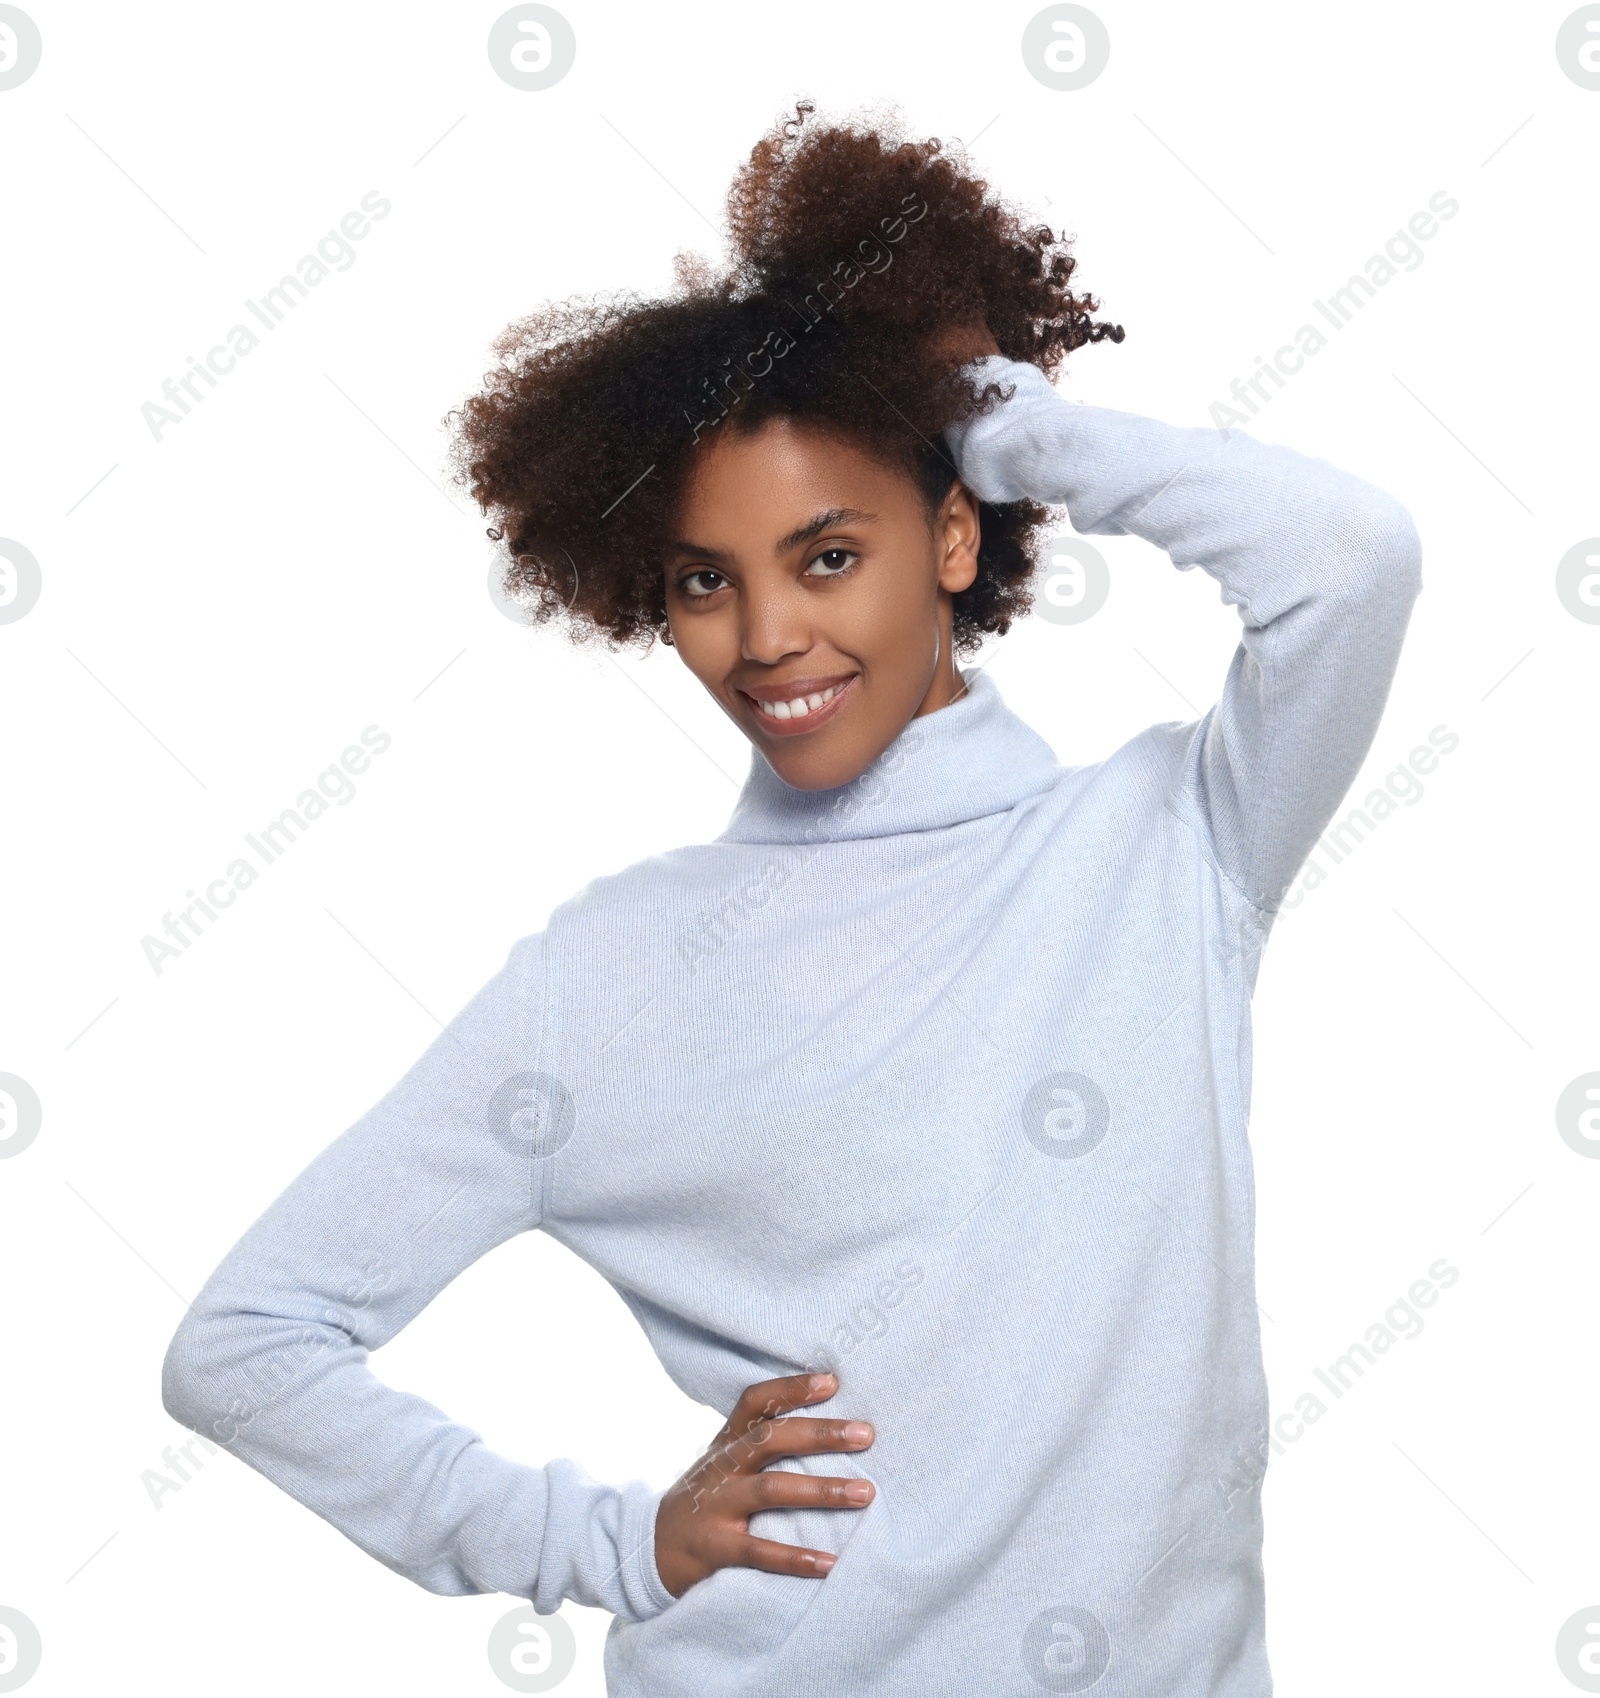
left=546, top=837, right=761, bottom=937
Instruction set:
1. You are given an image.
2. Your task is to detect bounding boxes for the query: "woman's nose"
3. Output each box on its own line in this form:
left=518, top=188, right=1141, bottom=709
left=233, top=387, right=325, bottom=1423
left=740, top=583, right=812, bottom=664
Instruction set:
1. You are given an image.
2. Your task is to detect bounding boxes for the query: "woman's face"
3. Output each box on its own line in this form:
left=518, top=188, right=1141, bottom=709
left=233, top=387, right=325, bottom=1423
left=663, top=418, right=982, bottom=791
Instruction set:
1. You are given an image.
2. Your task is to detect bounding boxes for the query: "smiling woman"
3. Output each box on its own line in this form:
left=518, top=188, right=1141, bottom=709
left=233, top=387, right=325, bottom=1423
left=164, top=94, right=1424, bottom=1698
left=443, top=100, right=1122, bottom=790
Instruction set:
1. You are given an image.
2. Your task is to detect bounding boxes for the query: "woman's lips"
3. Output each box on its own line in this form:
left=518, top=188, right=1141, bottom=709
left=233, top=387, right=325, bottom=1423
left=736, top=674, right=858, bottom=737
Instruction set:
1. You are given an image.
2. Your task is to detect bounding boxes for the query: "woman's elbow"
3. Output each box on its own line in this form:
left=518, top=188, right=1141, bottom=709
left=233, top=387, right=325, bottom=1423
left=161, top=1312, right=217, bottom=1431
left=161, top=1304, right=251, bottom=1439
left=1328, top=486, right=1424, bottom=612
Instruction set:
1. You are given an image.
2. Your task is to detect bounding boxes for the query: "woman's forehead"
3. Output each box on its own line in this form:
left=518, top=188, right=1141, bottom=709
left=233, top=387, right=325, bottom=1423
left=671, top=418, right=923, bottom=534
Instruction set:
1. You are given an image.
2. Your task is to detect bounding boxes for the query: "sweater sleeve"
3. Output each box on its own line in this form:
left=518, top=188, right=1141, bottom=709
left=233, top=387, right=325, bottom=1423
left=945, top=356, right=1424, bottom=913
left=160, top=930, right=677, bottom=1623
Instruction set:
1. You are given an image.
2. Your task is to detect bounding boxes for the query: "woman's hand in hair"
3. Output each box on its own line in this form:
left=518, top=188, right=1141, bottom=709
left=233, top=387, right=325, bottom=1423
left=653, top=1371, right=876, bottom=1599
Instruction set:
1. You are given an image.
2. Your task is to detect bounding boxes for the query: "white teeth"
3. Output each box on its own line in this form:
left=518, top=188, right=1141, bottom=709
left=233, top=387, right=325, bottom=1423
left=756, top=682, right=843, bottom=720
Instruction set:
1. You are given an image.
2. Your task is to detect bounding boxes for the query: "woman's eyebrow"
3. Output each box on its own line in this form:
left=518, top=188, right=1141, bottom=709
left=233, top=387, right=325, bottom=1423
left=774, top=507, right=878, bottom=553
left=665, top=538, right=733, bottom=565
left=666, top=507, right=879, bottom=566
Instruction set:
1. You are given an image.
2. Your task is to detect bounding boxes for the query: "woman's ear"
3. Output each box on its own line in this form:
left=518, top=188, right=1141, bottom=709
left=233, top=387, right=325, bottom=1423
left=936, top=480, right=982, bottom=595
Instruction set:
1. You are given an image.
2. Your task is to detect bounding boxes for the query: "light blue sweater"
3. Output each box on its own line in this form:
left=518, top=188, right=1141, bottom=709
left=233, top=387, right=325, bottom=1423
left=162, top=357, right=1422, bottom=1696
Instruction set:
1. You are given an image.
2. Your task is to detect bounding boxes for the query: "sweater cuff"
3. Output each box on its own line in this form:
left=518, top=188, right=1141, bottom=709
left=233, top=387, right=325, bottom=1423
left=943, top=356, right=1071, bottom=504
left=616, top=1480, right=678, bottom=1621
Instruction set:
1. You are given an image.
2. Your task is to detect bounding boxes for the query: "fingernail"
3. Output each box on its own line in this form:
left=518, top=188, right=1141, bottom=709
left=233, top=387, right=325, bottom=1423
left=808, top=1373, right=835, bottom=1392
left=844, top=1481, right=872, bottom=1503
left=813, top=1553, right=836, bottom=1574
left=843, top=1422, right=872, bottom=1444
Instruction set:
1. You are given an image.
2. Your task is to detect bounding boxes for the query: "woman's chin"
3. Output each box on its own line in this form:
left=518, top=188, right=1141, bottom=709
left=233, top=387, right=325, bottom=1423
left=757, top=724, right=896, bottom=793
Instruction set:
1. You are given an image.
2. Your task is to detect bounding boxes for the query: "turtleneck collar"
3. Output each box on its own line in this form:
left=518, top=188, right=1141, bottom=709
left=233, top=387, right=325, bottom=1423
left=716, top=669, right=1064, bottom=846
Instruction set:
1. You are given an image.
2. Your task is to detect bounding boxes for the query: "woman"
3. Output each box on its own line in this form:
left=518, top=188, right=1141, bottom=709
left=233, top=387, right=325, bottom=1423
left=163, top=102, right=1422, bottom=1695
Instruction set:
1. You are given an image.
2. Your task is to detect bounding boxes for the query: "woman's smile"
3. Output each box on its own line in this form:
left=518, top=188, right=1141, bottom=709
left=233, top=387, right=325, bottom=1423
left=735, top=673, right=859, bottom=736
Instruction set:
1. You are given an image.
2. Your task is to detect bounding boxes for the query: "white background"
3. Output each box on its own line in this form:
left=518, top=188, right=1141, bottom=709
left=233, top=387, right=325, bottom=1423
left=2, top=2, right=1596, bottom=1694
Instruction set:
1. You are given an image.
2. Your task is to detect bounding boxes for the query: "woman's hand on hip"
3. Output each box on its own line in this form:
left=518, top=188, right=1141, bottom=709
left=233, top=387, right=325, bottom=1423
left=653, top=1371, right=875, bottom=1600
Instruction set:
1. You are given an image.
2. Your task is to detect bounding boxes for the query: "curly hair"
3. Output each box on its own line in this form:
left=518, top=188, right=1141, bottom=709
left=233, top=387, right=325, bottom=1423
left=446, top=100, right=1123, bottom=656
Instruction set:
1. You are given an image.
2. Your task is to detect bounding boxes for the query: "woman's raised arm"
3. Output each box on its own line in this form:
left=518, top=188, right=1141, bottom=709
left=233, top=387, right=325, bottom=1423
left=946, top=354, right=1424, bottom=914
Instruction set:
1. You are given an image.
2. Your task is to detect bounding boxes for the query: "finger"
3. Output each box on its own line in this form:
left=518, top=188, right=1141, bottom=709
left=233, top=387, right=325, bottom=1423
left=736, top=1535, right=840, bottom=1579
left=723, top=1414, right=874, bottom=1470
left=680, top=1422, right=867, bottom=1511
left=728, top=1372, right=837, bottom=1433
left=726, top=1471, right=875, bottom=1514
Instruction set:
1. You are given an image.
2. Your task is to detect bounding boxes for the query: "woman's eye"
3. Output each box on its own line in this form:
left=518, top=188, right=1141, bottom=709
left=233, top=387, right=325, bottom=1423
left=805, top=547, right=859, bottom=578
left=681, top=569, right=727, bottom=598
